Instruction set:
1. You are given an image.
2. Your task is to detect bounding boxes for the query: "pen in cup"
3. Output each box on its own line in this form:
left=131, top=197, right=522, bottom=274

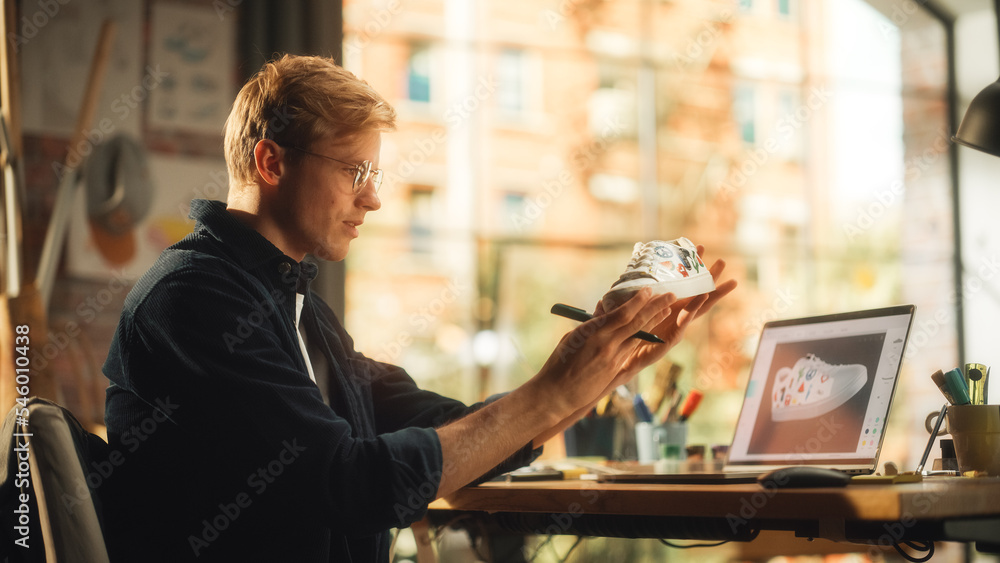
left=633, top=395, right=654, bottom=423
left=550, top=303, right=665, bottom=344
left=931, top=369, right=955, bottom=404
left=944, top=368, right=972, bottom=406
left=964, top=363, right=990, bottom=406
left=661, top=391, right=685, bottom=424
left=678, top=389, right=704, bottom=422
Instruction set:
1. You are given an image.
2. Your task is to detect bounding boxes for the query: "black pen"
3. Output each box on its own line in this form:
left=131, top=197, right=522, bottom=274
left=550, top=303, right=665, bottom=344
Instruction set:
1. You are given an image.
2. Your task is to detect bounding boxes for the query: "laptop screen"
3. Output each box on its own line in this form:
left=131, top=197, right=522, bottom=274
left=725, top=305, right=915, bottom=474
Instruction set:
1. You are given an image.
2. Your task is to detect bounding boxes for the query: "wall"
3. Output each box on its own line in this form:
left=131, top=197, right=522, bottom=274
left=956, top=7, right=1000, bottom=402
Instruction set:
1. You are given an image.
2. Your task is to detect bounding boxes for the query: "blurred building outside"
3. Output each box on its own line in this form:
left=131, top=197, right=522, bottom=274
left=342, top=0, right=957, bottom=469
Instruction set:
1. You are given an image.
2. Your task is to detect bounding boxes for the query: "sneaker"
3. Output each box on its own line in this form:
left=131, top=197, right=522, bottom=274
left=770, top=354, right=868, bottom=422
left=601, top=238, right=716, bottom=310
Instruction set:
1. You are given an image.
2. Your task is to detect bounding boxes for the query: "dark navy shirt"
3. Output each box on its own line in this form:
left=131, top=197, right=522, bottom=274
left=102, top=200, right=535, bottom=562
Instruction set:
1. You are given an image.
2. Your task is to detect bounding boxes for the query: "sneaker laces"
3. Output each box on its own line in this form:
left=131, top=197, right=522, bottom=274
left=803, top=354, right=842, bottom=369
left=611, top=244, right=663, bottom=287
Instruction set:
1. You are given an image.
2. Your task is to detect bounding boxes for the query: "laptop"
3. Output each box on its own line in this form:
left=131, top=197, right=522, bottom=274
left=599, top=304, right=916, bottom=484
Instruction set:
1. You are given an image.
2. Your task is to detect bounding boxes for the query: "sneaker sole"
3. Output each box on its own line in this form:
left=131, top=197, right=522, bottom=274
left=602, top=275, right=716, bottom=310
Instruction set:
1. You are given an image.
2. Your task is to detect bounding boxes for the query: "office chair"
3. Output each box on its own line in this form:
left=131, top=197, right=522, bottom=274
left=0, top=398, right=110, bottom=563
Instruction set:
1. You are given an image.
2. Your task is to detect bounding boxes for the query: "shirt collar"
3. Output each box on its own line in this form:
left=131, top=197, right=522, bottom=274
left=188, top=199, right=319, bottom=293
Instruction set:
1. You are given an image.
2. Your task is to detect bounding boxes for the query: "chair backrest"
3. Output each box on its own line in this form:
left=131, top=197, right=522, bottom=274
left=0, top=398, right=110, bottom=563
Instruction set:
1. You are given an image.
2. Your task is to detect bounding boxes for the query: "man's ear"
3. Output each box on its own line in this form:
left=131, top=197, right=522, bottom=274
left=253, top=139, right=285, bottom=186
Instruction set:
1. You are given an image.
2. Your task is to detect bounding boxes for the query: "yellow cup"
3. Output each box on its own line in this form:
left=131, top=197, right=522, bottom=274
left=946, top=404, right=1000, bottom=475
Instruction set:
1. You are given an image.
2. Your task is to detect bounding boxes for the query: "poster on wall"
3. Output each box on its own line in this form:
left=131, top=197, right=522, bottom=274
left=65, top=153, right=229, bottom=280
left=19, top=0, right=144, bottom=138
left=147, top=1, right=236, bottom=136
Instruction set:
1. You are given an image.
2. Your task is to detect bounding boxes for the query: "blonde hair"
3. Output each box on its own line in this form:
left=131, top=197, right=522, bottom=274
left=224, top=54, right=396, bottom=186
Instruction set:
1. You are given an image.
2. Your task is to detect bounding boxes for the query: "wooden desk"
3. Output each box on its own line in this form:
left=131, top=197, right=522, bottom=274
left=428, top=477, right=1000, bottom=551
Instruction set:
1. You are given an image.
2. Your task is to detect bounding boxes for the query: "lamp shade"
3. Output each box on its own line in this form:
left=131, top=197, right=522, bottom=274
left=954, top=77, right=1000, bottom=158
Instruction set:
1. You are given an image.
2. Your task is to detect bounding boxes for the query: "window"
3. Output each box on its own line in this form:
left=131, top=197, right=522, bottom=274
left=734, top=84, right=757, bottom=144
left=777, top=0, right=794, bottom=18
left=775, top=88, right=802, bottom=160
left=408, top=185, right=434, bottom=253
left=589, top=59, right=637, bottom=139
left=344, top=0, right=957, bottom=496
left=407, top=43, right=431, bottom=103
left=501, top=192, right=529, bottom=232
left=496, top=49, right=524, bottom=114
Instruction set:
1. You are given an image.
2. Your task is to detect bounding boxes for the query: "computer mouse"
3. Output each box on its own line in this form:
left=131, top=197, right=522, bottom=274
left=757, top=466, right=852, bottom=488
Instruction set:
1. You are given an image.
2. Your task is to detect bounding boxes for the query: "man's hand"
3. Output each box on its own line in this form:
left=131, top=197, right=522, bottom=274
left=530, top=288, right=678, bottom=419
left=435, top=247, right=736, bottom=498
left=527, top=247, right=736, bottom=446
left=600, top=246, right=737, bottom=388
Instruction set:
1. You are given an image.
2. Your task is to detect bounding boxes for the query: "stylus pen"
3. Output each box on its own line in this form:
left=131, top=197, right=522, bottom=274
left=550, top=303, right=665, bottom=344
left=916, top=403, right=948, bottom=475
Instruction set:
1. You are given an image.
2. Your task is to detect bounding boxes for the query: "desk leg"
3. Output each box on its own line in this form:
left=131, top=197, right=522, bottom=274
left=413, top=516, right=437, bottom=563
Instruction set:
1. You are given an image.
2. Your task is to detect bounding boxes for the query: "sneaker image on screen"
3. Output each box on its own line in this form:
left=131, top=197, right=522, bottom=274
left=770, top=354, right=868, bottom=422
left=602, top=238, right=716, bottom=310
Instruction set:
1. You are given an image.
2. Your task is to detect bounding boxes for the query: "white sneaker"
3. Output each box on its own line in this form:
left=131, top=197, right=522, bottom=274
left=770, top=354, right=868, bottom=422
left=602, top=238, right=716, bottom=310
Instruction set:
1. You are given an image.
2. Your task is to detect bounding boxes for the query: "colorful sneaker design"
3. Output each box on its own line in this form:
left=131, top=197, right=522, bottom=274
left=770, top=354, right=867, bottom=422
left=601, top=238, right=716, bottom=310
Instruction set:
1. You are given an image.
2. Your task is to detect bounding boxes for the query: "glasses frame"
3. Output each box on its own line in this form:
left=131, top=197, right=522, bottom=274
left=279, top=144, right=383, bottom=194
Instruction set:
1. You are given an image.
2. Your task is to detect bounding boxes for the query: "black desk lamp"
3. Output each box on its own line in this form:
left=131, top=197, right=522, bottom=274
left=953, top=78, right=1000, bottom=157
left=953, top=0, right=1000, bottom=157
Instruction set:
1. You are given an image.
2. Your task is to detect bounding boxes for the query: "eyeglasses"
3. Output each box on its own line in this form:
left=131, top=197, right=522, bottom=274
left=280, top=145, right=384, bottom=194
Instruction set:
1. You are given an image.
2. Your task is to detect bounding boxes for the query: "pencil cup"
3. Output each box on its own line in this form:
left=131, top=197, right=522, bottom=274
left=946, top=404, right=1000, bottom=475
left=635, top=422, right=657, bottom=463
left=655, top=422, right=688, bottom=461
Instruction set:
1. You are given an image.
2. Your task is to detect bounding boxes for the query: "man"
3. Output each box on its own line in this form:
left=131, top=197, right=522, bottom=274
left=101, top=54, right=735, bottom=562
